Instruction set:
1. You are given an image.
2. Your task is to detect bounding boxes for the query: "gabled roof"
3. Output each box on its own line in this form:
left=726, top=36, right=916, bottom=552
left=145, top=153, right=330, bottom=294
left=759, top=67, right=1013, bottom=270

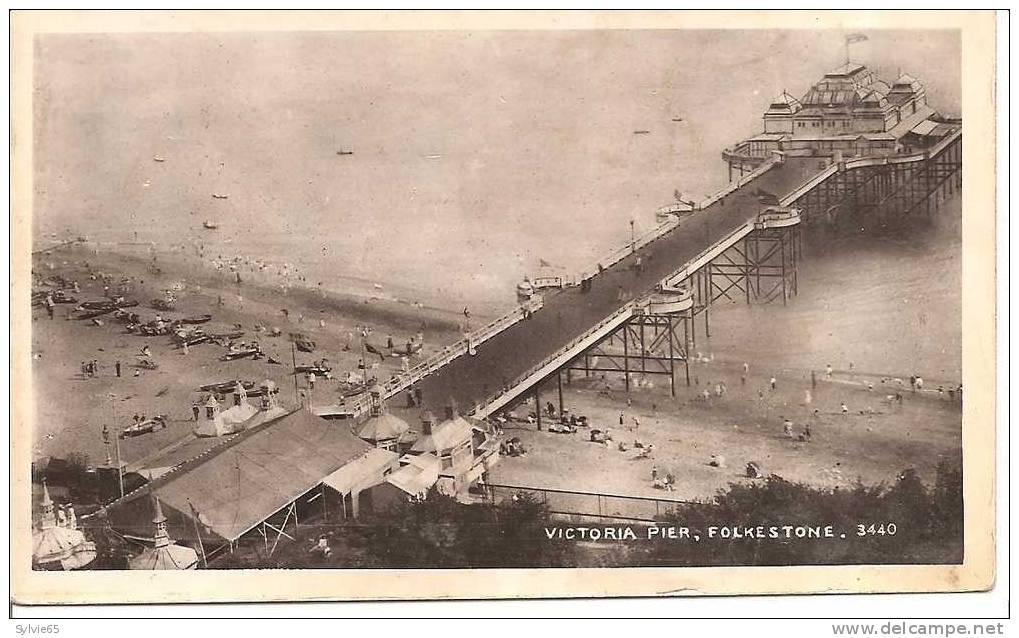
left=321, top=448, right=399, bottom=493
left=766, top=92, right=802, bottom=114
left=410, top=416, right=475, bottom=454
left=106, top=409, right=372, bottom=542
left=357, top=413, right=411, bottom=442
left=824, top=62, right=867, bottom=78
left=891, top=74, right=923, bottom=93
left=386, top=453, right=441, bottom=496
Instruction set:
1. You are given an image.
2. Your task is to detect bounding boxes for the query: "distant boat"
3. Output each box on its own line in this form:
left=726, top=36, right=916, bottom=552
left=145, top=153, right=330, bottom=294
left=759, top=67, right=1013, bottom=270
left=211, top=193, right=229, bottom=200
left=336, top=149, right=354, bottom=156
left=424, top=154, right=442, bottom=160
left=671, top=117, right=684, bottom=122
left=203, top=221, right=219, bottom=230
left=633, top=130, right=651, bottom=135
left=152, top=156, right=166, bottom=163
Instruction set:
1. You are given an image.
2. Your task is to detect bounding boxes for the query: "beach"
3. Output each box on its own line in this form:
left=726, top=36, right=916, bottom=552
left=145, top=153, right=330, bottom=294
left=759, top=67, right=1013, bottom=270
left=30, top=241, right=467, bottom=469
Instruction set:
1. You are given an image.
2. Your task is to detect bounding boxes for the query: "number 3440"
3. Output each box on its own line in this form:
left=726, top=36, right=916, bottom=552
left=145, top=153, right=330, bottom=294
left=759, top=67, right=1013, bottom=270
left=856, top=523, right=898, bottom=536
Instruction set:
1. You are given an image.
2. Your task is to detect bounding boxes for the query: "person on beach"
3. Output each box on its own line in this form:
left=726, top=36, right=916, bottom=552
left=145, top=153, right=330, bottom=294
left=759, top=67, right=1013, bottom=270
left=825, top=364, right=833, bottom=379
left=770, top=376, right=777, bottom=390
left=782, top=418, right=793, bottom=438
left=192, top=402, right=200, bottom=421
left=915, top=376, right=924, bottom=392
left=841, top=402, right=849, bottom=416
left=115, top=361, right=121, bottom=378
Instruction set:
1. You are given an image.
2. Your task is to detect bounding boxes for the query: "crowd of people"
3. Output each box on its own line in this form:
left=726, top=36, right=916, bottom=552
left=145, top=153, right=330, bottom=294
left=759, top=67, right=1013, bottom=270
left=496, top=354, right=961, bottom=497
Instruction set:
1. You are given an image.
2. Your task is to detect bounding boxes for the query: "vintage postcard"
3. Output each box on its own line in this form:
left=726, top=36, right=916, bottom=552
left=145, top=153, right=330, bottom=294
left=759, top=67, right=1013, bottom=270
left=10, top=10, right=998, bottom=604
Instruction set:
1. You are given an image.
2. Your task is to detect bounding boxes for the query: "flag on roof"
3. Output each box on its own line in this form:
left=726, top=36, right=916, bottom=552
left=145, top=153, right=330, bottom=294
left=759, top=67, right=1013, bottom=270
left=846, top=33, right=868, bottom=44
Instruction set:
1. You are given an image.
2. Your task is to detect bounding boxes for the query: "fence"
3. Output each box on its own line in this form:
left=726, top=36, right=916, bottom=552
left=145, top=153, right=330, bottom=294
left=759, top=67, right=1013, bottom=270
left=483, top=483, right=694, bottom=523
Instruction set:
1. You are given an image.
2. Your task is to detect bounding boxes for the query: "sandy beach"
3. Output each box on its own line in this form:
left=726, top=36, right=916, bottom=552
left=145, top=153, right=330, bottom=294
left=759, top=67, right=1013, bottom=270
left=30, top=241, right=468, bottom=469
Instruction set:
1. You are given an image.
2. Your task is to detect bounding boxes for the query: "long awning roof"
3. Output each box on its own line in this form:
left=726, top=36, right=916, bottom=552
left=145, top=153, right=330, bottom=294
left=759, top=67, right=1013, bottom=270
left=106, top=409, right=371, bottom=542
left=321, top=448, right=399, bottom=494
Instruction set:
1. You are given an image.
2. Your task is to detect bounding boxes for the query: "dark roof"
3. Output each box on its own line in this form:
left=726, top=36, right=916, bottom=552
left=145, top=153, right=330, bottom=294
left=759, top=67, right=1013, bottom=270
left=105, top=409, right=371, bottom=542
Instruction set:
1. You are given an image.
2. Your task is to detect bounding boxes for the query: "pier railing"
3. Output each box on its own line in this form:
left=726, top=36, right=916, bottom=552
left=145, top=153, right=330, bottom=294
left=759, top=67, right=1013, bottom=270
left=483, top=482, right=694, bottom=523
left=470, top=300, right=639, bottom=418
left=780, top=129, right=962, bottom=206
left=330, top=295, right=546, bottom=417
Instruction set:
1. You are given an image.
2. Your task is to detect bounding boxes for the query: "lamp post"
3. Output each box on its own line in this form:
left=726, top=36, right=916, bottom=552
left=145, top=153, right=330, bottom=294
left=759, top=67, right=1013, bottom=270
left=108, top=393, right=124, bottom=498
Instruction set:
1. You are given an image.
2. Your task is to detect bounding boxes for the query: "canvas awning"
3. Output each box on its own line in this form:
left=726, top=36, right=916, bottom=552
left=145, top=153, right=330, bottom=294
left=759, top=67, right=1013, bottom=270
left=321, top=448, right=399, bottom=494
left=106, top=409, right=371, bottom=543
left=386, top=453, right=441, bottom=497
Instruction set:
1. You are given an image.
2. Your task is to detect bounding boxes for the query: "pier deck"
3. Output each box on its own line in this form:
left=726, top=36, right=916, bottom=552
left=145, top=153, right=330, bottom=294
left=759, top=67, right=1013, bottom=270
left=384, top=156, right=824, bottom=421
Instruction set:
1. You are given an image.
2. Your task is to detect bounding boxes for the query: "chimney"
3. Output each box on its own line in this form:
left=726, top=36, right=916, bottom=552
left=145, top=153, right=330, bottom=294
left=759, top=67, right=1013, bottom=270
left=445, top=396, right=458, bottom=421
left=233, top=382, right=248, bottom=407
left=369, top=385, right=383, bottom=417
left=421, top=410, right=436, bottom=435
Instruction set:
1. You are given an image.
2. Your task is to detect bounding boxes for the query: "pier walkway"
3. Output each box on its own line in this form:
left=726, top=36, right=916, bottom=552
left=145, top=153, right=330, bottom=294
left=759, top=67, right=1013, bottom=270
left=319, top=155, right=824, bottom=421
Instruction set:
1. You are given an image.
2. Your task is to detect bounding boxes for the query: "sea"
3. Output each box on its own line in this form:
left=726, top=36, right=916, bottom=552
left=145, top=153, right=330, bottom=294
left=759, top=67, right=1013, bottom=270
left=32, top=30, right=961, bottom=314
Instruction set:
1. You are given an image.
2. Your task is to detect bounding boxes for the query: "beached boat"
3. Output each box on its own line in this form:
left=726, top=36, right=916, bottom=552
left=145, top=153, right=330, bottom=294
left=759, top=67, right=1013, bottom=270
left=220, top=346, right=262, bottom=362
left=203, top=220, right=219, bottom=230
left=208, top=330, right=244, bottom=344
left=295, top=363, right=332, bottom=376
left=337, top=382, right=369, bottom=398
left=72, top=307, right=117, bottom=321
left=119, top=415, right=168, bottom=439
left=174, top=329, right=211, bottom=347
left=198, top=380, right=256, bottom=394
left=137, top=324, right=172, bottom=337
left=112, top=309, right=141, bottom=324
left=179, top=314, right=212, bottom=324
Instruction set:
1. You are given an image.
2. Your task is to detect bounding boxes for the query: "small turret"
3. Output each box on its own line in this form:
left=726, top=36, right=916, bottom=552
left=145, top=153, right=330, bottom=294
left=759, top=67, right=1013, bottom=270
left=444, top=396, right=458, bottom=421
left=259, top=380, right=279, bottom=411
left=203, top=395, right=220, bottom=421
left=151, top=496, right=170, bottom=549
left=369, top=384, right=384, bottom=417
left=421, top=410, right=437, bottom=436
left=232, top=382, right=248, bottom=407
left=39, top=480, right=56, bottom=530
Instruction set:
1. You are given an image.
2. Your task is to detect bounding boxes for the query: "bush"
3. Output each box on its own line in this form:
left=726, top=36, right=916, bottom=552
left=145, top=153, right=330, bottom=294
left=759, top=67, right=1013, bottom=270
left=640, top=462, right=963, bottom=567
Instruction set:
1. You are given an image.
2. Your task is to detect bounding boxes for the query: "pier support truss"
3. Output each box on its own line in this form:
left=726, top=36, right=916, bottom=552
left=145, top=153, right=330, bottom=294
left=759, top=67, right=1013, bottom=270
left=565, top=311, right=690, bottom=398
left=791, top=136, right=962, bottom=229
left=493, top=222, right=803, bottom=426
left=702, top=225, right=803, bottom=308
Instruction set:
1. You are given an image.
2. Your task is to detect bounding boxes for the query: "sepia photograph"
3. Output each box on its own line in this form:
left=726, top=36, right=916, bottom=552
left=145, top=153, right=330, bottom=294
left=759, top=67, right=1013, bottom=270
left=9, top=9, right=998, bottom=605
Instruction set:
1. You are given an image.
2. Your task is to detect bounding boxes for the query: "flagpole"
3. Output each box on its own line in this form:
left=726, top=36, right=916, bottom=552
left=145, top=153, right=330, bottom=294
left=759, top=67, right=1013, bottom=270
left=187, top=499, right=208, bottom=568
left=110, top=394, right=124, bottom=498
